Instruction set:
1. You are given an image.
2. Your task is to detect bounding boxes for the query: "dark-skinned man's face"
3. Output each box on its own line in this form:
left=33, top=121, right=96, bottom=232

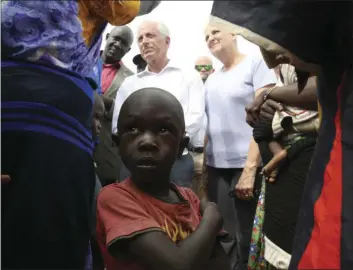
left=103, top=27, right=133, bottom=64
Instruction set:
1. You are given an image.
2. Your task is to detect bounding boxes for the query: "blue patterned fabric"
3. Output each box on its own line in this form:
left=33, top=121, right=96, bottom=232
left=1, top=0, right=104, bottom=77
left=91, top=57, right=103, bottom=95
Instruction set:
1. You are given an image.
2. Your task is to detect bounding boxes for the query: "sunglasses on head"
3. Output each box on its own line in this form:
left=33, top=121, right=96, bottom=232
left=195, top=65, right=213, bottom=72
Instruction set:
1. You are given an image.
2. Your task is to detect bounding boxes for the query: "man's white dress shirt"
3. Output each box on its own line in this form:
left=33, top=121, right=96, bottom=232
left=112, top=60, right=205, bottom=155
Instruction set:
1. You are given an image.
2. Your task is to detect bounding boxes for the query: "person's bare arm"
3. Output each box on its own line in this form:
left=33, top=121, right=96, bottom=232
left=199, top=199, right=231, bottom=270
left=244, top=85, right=272, bottom=168
left=246, top=77, right=318, bottom=126
left=268, top=76, right=317, bottom=110
left=110, top=203, right=223, bottom=270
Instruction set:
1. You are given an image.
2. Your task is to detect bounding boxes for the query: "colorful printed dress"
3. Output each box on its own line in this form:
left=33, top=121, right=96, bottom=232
left=248, top=177, right=266, bottom=270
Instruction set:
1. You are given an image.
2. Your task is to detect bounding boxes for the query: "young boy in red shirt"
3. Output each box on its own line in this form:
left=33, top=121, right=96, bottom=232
left=96, top=87, right=230, bottom=270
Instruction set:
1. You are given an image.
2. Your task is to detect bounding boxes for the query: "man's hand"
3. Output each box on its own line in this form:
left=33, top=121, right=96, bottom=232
left=234, top=167, right=257, bottom=200
left=245, top=91, right=267, bottom=126
left=259, top=99, right=283, bottom=121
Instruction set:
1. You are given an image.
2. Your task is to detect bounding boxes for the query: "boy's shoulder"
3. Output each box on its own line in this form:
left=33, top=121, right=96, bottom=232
left=97, top=180, right=201, bottom=216
left=97, top=179, right=137, bottom=203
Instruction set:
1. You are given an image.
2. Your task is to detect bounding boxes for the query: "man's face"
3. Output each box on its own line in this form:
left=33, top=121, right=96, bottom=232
left=195, top=57, right=214, bottom=81
left=103, top=27, right=132, bottom=63
left=205, top=25, right=234, bottom=58
left=117, top=99, right=184, bottom=182
left=137, top=22, right=169, bottom=64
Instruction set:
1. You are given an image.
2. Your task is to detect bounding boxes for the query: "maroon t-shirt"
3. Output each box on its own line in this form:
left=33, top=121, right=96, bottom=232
left=96, top=178, right=203, bottom=270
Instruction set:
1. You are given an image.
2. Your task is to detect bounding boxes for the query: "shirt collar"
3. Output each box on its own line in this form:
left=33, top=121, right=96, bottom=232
left=103, top=61, right=123, bottom=70
left=137, top=59, right=181, bottom=77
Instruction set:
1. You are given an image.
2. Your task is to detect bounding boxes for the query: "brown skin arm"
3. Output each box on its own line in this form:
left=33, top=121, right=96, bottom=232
left=268, top=76, right=317, bottom=109
left=262, top=141, right=286, bottom=183
left=268, top=140, right=284, bottom=156
left=263, top=147, right=288, bottom=175
left=109, top=199, right=230, bottom=270
left=109, top=217, right=224, bottom=270
left=199, top=199, right=231, bottom=270
left=246, top=77, right=318, bottom=126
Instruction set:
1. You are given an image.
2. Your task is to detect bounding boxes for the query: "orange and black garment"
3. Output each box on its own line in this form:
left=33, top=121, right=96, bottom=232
left=210, top=1, right=353, bottom=269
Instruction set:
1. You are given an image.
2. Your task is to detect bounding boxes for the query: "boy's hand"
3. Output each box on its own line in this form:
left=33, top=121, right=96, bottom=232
left=202, top=202, right=223, bottom=230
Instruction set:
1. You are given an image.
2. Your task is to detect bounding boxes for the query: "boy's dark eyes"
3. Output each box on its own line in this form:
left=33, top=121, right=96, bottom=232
left=127, top=127, right=138, bottom=133
left=124, top=126, right=171, bottom=135
left=159, top=127, right=170, bottom=134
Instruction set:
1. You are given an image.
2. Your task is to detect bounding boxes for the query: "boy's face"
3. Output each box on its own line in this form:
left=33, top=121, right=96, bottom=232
left=117, top=100, right=187, bottom=182
left=92, top=94, right=105, bottom=141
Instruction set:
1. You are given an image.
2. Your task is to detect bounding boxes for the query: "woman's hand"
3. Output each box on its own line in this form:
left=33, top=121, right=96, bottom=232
left=234, top=166, right=257, bottom=200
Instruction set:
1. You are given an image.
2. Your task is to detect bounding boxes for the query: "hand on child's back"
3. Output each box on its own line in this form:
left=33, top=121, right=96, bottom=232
left=202, top=202, right=223, bottom=230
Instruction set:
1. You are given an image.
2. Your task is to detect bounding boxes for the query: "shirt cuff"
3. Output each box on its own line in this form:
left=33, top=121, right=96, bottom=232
left=106, top=218, right=162, bottom=247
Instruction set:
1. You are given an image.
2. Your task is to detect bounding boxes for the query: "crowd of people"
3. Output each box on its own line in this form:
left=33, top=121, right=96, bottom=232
left=1, top=1, right=352, bottom=270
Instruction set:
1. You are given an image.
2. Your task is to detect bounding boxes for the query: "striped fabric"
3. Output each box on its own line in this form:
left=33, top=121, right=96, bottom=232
left=2, top=101, right=94, bottom=155
left=1, top=64, right=95, bottom=155
left=210, top=1, right=353, bottom=269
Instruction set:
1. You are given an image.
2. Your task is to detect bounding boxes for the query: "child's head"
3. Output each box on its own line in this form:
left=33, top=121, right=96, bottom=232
left=92, top=91, right=105, bottom=142
left=114, top=88, right=188, bottom=183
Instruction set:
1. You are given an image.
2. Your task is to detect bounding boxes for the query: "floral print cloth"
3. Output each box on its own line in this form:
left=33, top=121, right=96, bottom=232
left=1, top=0, right=140, bottom=77
left=248, top=177, right=266, bottom=270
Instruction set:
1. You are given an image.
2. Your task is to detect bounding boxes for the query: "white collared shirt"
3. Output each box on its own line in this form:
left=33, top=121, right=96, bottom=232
left=112, top=60, right=205, bottom=154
